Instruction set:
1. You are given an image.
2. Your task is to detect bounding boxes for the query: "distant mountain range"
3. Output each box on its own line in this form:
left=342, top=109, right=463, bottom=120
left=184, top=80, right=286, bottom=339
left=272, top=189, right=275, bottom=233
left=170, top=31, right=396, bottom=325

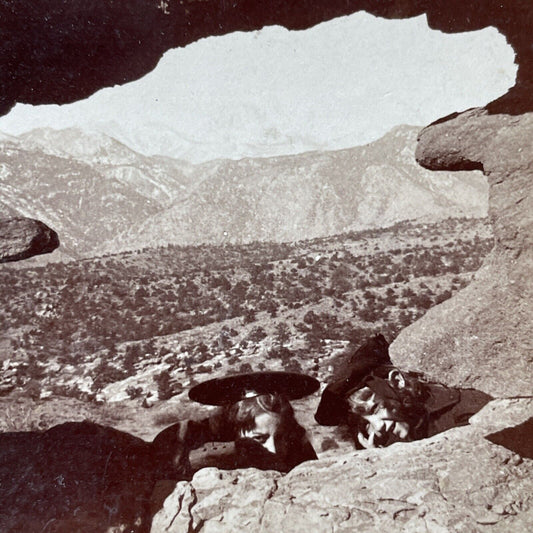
left=0, top=125, right=488, bottom=259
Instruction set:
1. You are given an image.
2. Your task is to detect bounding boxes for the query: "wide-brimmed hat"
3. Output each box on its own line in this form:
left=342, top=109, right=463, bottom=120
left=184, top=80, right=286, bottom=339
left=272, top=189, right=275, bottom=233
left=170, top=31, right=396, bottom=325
left=189, top=371, right=320, bottom=406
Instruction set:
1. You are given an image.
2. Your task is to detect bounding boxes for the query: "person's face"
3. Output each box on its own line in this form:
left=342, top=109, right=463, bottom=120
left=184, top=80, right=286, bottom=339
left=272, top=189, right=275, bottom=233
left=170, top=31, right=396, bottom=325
left=240, top=412, right=280, bottom=454
left=348, top=386, right=411, bottom=449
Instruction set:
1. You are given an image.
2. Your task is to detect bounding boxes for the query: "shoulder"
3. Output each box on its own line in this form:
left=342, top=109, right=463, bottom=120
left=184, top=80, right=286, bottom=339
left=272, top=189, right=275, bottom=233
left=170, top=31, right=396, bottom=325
left=425, top=385, right=492, bottom=436
left=423, top=383, right=461, bottom=416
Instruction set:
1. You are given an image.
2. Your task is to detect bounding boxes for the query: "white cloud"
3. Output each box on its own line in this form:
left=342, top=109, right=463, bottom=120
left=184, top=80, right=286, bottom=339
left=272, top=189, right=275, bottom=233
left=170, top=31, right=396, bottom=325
left=0, top=13, right=516, bottom=162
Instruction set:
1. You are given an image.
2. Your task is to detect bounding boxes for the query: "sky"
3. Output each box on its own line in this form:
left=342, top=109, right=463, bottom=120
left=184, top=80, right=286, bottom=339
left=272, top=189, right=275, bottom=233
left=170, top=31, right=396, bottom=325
left=0, top=13, right=517, bottom=163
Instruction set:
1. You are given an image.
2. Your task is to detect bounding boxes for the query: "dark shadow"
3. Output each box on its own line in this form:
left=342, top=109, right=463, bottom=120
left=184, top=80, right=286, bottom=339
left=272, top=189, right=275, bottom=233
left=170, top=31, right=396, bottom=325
left=486, top=417, right=533, bottom=459
left=0, top=421, right=170, bottom=532
left=0, top=412, right=316, bottom=531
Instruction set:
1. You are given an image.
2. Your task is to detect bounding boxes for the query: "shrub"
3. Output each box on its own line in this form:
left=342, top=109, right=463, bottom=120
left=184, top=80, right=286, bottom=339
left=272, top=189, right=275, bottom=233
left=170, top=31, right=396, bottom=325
left=304, top=331, right=323, bottom=350
left=434, top=290, right=452, bottom=305
left=92, top=360, right=127, bottom=391
left=266, top=346, right=293, bottom=361
left=330, top=265, right=352, bottom=296
left=412, top=293, right=433, bottom=310
left=242, top=308, right=256, bottom=324
left=126, top=385, right=144, bottom=399
left=358, top=307, right=380, bottom=322
left=238, top=362, right=253, bottom=373
left=24, top=380, right=42, bottom=401
left=154, top=370, right=175, bottom=401
left=274, top=322, right=291, bottom=347
left=247, top=326, right=267, bottom=343
left=282, top=359, right=303, bottom=373
left=303, top=310, right=318, bottom=325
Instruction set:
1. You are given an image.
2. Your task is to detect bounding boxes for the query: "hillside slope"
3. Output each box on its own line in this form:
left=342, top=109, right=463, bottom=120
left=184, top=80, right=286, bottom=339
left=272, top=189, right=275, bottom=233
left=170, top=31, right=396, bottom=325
left=111, top=126, right=488, bottom=250
left=0, top=129, right=200, bottom=258
left=0, top=217, right=492, bottom=422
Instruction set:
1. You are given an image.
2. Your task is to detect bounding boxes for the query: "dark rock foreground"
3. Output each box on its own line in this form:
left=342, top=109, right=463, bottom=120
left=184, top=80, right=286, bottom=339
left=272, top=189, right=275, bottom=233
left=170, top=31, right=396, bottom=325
left=0, top=422, right=160, bottom=532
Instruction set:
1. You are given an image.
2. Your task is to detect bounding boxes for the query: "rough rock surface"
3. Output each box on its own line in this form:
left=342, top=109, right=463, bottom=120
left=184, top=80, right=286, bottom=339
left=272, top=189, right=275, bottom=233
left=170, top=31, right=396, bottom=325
left=390, top=110, right=533, bottom=397
left=151, top=398, right=533, bottom=532
left=0, top=217, right=59, bottom=262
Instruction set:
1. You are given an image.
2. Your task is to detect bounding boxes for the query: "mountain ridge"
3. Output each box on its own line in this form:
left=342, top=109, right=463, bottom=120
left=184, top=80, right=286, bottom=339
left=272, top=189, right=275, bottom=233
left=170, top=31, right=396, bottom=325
left=0, top=125, right=488, bottom=259
left=109, top=125, right=488, bottom=252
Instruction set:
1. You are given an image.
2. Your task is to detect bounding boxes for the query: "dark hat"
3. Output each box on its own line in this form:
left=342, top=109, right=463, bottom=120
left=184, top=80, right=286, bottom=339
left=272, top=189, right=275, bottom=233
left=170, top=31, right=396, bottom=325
left=314, top=334, right=391, bottom=425
left=189, top=371, right=320, bottom=406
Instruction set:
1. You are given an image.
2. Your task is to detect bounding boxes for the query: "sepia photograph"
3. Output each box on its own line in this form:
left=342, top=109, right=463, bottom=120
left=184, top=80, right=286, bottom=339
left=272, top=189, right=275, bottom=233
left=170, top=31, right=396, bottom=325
left=0, top=1, right=532, bottom=531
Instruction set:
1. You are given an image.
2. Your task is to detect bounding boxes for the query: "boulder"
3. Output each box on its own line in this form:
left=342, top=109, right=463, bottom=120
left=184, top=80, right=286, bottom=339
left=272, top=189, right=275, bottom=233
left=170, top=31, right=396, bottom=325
left=390, top=110, right=533, bottom=397
left=151, top=468, right=280, bottom=533
left=0, top=217, right=59, bottom=263
left=0, top=421, right=167, bottom=532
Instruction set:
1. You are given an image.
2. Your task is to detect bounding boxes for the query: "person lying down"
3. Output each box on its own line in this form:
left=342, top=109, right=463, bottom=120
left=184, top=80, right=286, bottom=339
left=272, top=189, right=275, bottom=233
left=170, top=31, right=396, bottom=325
left=315, top=335, right=492, bottom=449
left=154, top=371, right=319, bottom=478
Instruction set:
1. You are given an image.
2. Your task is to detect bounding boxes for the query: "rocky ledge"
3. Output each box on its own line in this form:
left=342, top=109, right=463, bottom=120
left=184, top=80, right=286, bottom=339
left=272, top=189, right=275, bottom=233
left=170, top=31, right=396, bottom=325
left=391, top=110, right=533, bottom=397
left=152, top=398, right=532, bottom=532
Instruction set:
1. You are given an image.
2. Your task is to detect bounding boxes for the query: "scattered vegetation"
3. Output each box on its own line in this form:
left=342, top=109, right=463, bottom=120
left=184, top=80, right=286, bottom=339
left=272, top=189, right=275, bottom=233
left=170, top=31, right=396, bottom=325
left=0, top=217, right=493, bottom=406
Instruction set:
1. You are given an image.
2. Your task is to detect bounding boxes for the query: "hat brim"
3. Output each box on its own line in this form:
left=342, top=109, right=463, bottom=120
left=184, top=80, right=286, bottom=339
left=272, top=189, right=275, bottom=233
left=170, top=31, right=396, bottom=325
left=188, top=371, right=320, bottom=406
